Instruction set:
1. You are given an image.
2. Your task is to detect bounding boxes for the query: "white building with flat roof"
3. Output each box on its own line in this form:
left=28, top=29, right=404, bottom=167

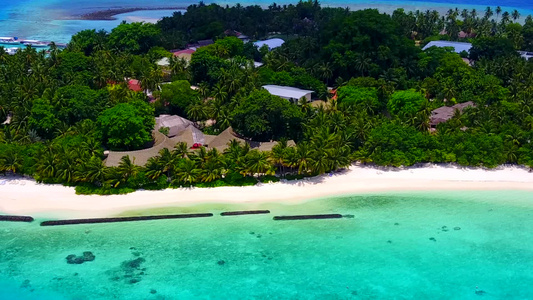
left=422, top=41, right=473, bottom=54
left=254, top=38, right=285, bottom=50
left=262, top=85, right=313, bottom=102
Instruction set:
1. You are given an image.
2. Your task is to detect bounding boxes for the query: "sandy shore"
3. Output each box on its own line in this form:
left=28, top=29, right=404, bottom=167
left=1, top=164, right=532, bottom=219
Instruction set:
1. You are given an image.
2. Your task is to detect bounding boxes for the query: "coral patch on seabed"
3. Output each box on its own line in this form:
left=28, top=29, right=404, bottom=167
left=66, top=252, right=95, bottom=264
left=108, top=256, right=147, bottom=284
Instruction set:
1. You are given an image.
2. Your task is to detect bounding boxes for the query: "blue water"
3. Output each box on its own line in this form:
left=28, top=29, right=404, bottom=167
left=0, top=190, right=532, bottom=299
left=0, top=0, right=532, bottom=43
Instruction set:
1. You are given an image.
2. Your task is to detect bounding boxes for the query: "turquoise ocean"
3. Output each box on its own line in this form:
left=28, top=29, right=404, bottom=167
left=1, top=0, right=533, bottom=43
left=1, top=190, right=532, bottom=299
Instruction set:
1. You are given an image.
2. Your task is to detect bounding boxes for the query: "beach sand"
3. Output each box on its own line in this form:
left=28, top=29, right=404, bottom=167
left=1, top=164, right=532, bottom=219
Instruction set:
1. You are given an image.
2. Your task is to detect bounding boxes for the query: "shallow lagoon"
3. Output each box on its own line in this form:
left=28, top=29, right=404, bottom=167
left=0, top=190, right=532, bottom=299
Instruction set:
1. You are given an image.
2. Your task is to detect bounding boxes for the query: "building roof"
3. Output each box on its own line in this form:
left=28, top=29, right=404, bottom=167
left=430, top=101, right=474, bottom=126
left=169, top=125, right=206, bottom=146
left=254, top=38, right=284, bottom=50
left=262, top=85, right=313, bottom=100
left=128, top=79, right=142, bottom=92
left=155, top=114, right=195, bottom=137
left=156, top=57, right=169, bottom=66
left=105, top=126, right=297, bottom=166
left=207, top=127, right=246, bottom=151
left=422, top=41, right=472, bottom=54
left=519, top=51, right=533, bottom=60
left=172, top=49, right=195, bottom=56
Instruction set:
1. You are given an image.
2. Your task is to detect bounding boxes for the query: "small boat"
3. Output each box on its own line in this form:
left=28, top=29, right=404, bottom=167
left=0, top=37, right=20, bottom=45
left=21, top=40, right=49, bottom=48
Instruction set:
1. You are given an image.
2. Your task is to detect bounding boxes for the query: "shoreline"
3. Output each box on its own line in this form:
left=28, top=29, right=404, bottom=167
left=1, top=164, right=532, bottom=219
left=69, top=7, right=186, bottom=21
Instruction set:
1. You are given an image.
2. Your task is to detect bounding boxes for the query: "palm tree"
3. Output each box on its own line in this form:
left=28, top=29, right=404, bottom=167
left=117, top=155, right=139, bottom=183
left=0, top=150, right=23, bottom=174
left=295, top=142, right=311, bottom=174
left=35, top=151, right=58, bottom=179
left=200, top=158, right=224, bottom=182
left=270, top=140, right=288, bottom=174
left=484, top=7, right=493, bottom=19
left=186, top=102, right=208, bottom=121
left=158, top=148, right=178, bottom=178
left=174, top=159, right=200, bottom=185
left=145, top=156, right=164, bottom=181
left=212, top=83, right=228, bottom=103
left=315, top=62, right=333, bottom=85
left=502, top=11, right=510, bottom=24
left=243, top=150, right=272, bottom=176
left=80, top=156, right=108, bottom=185
left=354, top=53, right=371, bottom=76
left=173, top=142, right=190, bottom=158
left=512, top=9, right=520, bottom=21
left=496, top=6, right=502, bottom=19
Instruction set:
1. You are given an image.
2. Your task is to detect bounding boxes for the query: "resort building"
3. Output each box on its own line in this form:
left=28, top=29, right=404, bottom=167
left=155, top=115, right=196, bottom=137
left=105, top=115, right=294, bottom=166
left=430, top=101, right=475, bottom=129
left=422, top=41, right=473, bottom=54
left=171, top=48, right=196, bottom=61
left=518, top=51, right=533, bottom=61
left=156, top=57, right=170, bottom=67
left=253, top=38, right=284, bottom=50
left=262, top=85, right=313, bottom=103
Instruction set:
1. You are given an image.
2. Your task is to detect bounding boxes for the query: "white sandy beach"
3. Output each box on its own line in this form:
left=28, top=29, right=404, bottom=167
left=1, top=164, right=532, bottom=219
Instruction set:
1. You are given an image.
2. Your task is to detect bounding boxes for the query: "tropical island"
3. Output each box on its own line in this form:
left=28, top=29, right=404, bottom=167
left=1, top=1, right=533, bottom=198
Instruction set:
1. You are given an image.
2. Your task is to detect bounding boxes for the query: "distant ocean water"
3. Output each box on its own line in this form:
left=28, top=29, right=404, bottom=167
left=0, top=0, right=533, bottom=43
left=0, top=190, right=532, bottom=299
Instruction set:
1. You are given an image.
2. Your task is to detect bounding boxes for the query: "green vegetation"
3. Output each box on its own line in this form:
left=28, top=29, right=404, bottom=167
left=97, top=101, right=155, bottom=150
left=1, top=2, right=533, bottom=195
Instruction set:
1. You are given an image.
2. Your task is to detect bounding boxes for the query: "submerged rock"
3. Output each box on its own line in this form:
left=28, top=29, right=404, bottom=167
left=475, top=290, right=486, bottom=295
left=66, top=252, right=95, bottom=264
left=217, top=260, right=226, bottom=265
left=20, top=279, right=31, bottom=289
left=150, top=289, right=157, bottom=294
left=122, top=257, right=145, bottom=270
left=429, top=237, right=436, bottom=242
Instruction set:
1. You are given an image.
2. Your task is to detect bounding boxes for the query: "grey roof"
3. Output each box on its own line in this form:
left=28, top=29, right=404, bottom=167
left=254, top=38, right=284, bottom=50
left=155, top=115, right=195, bottom=137
left=169, top=126, right=206, bottom=146
left=423, top=41, right=472, bottom=54
left=430, top=101, right=474, bottom=126
left=262, top=85, right=313, bottom=100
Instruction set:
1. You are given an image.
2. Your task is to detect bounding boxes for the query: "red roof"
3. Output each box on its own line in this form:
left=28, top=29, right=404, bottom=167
left=172, top=49, right=195, bottom=56
left=128, top=79, right=142, bottom=92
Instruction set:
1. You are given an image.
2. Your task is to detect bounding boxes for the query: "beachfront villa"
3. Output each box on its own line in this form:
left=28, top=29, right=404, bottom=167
left=430, top=101, right=475, bottom=129
left=104, top=114, right=294, bottom=166
left=262, top=85, right=313, bottom=103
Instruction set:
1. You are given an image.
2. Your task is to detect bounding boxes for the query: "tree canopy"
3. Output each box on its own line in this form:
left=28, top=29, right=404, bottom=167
left=97, top=101, right=155, bottom=150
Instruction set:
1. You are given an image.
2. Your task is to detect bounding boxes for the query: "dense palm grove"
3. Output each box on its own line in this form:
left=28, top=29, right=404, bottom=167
left=1, top=1, right=533, bottom=194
